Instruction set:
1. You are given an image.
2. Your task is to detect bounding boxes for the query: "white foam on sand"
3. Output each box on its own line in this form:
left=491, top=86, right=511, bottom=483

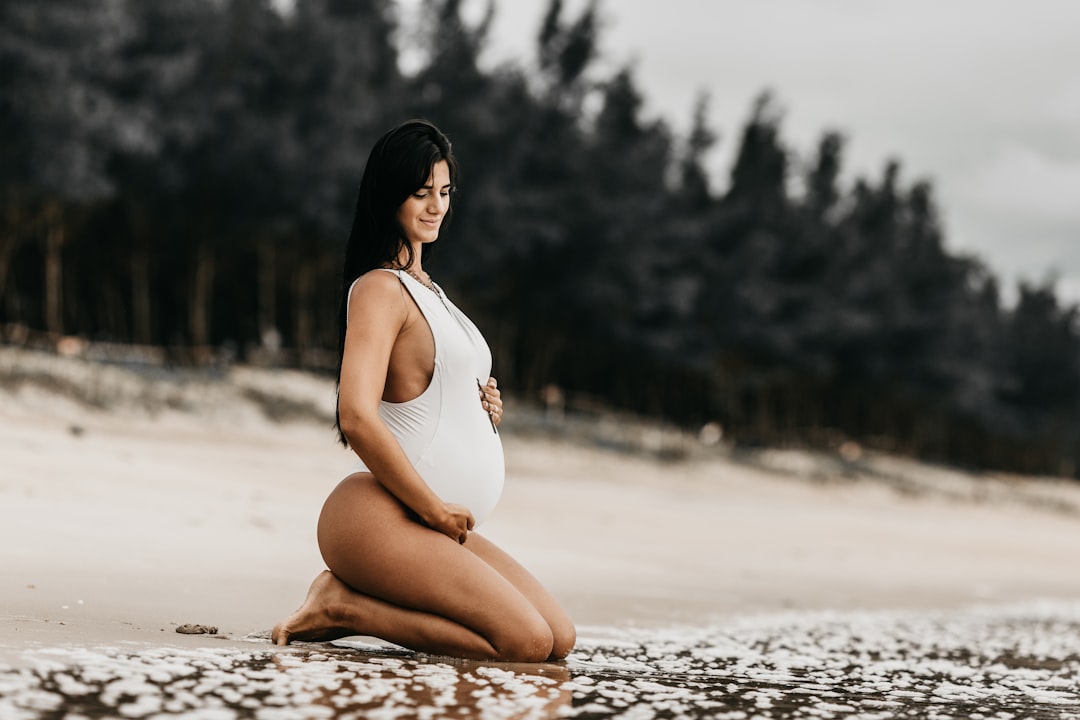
left=1, top=602, right=1079, bottom=719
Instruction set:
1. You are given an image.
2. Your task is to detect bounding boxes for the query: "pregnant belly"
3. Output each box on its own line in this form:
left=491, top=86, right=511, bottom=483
left=415, top=407, right=505, bottom=526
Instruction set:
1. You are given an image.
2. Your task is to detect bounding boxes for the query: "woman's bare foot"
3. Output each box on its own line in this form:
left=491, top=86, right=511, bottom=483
left=271, top=570, right=359, bottom=646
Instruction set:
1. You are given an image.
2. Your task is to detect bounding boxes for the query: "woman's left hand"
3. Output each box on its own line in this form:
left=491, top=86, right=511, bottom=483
left=479, top=376, right=503, bottom=427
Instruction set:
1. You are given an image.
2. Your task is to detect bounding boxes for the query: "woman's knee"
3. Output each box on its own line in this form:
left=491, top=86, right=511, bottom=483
left=495, top=617, right=554, bottom=663
left=548, top=620, right=576, bottom=661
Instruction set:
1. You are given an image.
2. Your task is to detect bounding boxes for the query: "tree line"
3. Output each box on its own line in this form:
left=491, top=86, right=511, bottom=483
left=2, top=0, right=1078, bottom=476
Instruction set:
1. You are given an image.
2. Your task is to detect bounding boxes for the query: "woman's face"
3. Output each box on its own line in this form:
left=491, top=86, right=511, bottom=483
left=396, top=160, right=451, bottom=248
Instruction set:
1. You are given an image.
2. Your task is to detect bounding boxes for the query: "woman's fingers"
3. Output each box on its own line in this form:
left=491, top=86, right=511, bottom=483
left=437, top=503, right=475, bottom=544
left=479, top=377, right=503, bottom=426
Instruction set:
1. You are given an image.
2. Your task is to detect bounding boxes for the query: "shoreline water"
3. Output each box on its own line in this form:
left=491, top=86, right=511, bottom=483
left=3, top=602, right=1079, bottom=719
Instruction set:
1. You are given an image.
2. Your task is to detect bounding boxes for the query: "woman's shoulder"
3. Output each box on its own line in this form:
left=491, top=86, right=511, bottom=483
left=347, top=268, right=407, bottom=315
left=345, top=269, right=408, bottom=331
left=350, top=268, right=403, bottom=295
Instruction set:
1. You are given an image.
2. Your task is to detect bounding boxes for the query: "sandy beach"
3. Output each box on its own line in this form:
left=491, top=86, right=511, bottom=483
left=2, top=346, right=1080, bottom=717
left=3, top=344, right=1080, bottom=644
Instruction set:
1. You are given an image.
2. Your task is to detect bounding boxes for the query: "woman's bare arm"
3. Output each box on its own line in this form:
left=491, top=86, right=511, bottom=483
left=337, top=271, right=474, bottom=542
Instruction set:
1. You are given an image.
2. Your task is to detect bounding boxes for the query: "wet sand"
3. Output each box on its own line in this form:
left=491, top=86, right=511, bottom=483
left=2, top=347, right=1080, bottom=717
left=4, top=604, right=1079, bottom=718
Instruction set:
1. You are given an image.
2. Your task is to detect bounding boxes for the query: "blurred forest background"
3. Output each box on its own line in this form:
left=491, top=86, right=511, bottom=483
left=2, top=0, right=1078, bottom=477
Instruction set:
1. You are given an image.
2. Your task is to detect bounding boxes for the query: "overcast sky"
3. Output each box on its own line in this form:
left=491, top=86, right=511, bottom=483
left=406, top=0, right=1080, bottom=305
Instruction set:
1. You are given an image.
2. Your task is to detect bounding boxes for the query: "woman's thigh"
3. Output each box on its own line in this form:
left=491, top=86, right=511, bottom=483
left=317, top=473, right=548, bottom=644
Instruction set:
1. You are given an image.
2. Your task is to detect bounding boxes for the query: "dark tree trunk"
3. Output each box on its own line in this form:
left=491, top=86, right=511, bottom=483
left=0, top=230, right=17, bottom=322
left=131, top=246, right=152, bottom=344
left=189, top=235, right=215, bottom=361
left=42, top=201, right=65, bottom=336
left=258, top=240, right=276, bottom=346
left=128, top=205, right=153, bottom=344
left=293, top=257, right=313, bottom=366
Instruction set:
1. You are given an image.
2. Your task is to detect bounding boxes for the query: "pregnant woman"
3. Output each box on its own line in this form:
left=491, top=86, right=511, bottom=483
left=272, top=120, right=575, bottom=662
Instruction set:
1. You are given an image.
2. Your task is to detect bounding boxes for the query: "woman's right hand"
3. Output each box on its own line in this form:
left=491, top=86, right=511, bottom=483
left=425, top=503, right=476, bottom=544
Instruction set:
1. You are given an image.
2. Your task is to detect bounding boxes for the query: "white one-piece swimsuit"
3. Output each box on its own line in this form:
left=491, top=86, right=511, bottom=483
left=347, top=269, right=505, bottom=526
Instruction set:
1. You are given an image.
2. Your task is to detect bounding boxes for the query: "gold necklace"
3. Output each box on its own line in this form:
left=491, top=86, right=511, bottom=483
left=406, top=268, right=440, bottom=296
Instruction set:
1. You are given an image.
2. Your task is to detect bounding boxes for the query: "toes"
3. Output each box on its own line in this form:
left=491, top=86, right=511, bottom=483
left=271, top=623, right=291, bottom=646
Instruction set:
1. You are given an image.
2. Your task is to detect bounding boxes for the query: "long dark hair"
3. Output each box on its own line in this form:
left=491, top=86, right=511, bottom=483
left=335, top=119, right=458, bottom=445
